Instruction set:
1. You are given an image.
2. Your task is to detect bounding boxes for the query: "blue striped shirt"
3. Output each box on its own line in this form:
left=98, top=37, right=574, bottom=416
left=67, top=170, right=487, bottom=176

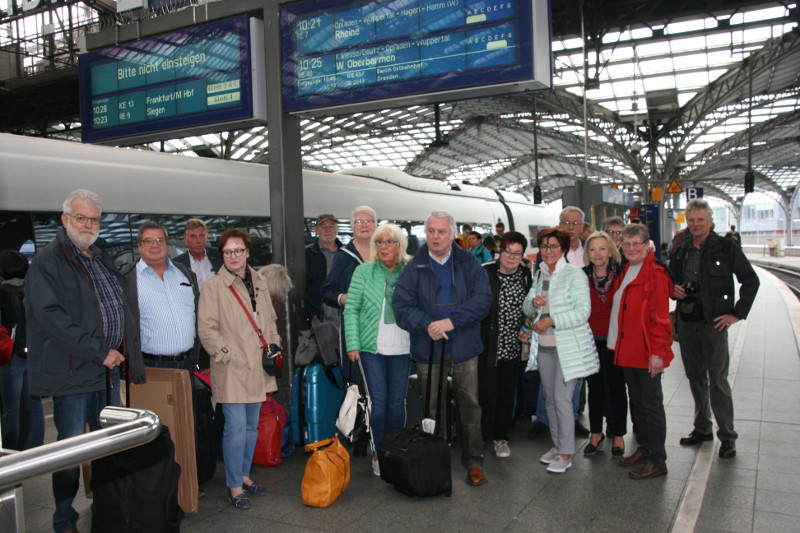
left=69, top=240, right=124, bottom=350
left=136, top=259, right=196, bottom=355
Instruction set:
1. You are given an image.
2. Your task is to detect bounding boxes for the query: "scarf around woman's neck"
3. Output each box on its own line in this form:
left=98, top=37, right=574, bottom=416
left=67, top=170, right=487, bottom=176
left=377, top=260, right=403, bottom=324
left=590, top=263, right=617, bottom=303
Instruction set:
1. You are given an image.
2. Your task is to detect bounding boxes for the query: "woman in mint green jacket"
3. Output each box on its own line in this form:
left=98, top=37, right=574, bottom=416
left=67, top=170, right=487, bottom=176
left=344, top=223, right=411, bottom=476
left=522, top=227, right=599, bottom=474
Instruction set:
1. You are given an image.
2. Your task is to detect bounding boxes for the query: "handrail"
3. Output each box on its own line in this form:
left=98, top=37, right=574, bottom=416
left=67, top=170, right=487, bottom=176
left=0, top=407, right=161, bottom=492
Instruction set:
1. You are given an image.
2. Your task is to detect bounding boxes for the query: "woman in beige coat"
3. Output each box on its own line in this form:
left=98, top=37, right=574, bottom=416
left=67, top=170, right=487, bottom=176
left=198, top=228, right=279, bottom=510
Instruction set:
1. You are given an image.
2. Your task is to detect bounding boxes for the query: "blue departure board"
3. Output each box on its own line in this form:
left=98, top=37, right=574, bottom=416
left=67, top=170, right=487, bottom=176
left=280, top=0, right=552, bottom=114
left=79, top=16, right=267, bottom=145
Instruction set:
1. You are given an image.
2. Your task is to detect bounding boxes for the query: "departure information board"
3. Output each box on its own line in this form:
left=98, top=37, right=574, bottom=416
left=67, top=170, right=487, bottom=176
left=79, top=16, right=266, bottom=144
left=280, top=0, right=552, bottom=114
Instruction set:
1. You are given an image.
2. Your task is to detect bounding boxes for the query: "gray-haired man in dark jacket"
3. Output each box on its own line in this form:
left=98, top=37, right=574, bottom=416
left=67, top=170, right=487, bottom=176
left=25, top=189, right=144, bottom=533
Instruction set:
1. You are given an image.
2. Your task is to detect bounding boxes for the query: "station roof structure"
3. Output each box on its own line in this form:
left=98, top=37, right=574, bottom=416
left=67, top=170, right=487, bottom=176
left=1, top=0, right=798, bottom=216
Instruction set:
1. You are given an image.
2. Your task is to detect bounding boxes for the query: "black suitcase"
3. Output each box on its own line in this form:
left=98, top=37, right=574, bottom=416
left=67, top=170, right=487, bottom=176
left=406, top=373, right=458, bottom=442
left=91, top=426, right=184, bottom=533
left=192, top=384, right=216, bottom=485
left=91, top=367, right=184, bottom=532
left=377, top=340, right=452, bottom=497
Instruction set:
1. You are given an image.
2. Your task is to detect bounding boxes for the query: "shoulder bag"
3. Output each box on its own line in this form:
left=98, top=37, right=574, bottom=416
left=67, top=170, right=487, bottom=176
left=228, top=285, right=283, bottom=378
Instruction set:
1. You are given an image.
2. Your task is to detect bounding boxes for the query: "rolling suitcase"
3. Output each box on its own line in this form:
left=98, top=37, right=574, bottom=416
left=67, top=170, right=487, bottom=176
left=291, top=363, right=345, bottom=446
left=91, top=366, right=184, bottom=532
left=377, top=340, right=452, bottom=497
left=406, top=372, right=458, bottom=443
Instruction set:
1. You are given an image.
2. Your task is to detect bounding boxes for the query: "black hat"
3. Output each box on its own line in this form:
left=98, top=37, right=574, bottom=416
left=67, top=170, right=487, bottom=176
left=316, top=214, right=336, bottom=224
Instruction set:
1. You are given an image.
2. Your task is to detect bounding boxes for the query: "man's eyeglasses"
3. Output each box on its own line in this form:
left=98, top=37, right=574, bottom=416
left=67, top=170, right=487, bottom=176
left=606, top=230, right=622, bottom=235
left=66, top=213, right=101, bottom=226
left=354, top=219, right=375, bottom=226
left=376, top=240, right=399, bottom=247
left=540, top=244, right=561, bottom=251
left=222, top=248, right=246, bottom=257
left=140, top=238, right=166, bottom=246
left=501, top=249, right=523, bottom=258
left=560, top=221, right=582, bottom=226
left=621, top=241, right=646, bottom=249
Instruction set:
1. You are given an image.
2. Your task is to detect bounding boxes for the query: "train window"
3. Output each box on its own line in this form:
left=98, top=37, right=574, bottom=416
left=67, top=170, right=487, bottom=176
left=0, top=211, right=35, bottom=253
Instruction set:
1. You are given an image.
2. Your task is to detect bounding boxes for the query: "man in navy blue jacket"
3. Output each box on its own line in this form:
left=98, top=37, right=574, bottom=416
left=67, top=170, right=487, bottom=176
left=393, top=209, right=492, bottom=486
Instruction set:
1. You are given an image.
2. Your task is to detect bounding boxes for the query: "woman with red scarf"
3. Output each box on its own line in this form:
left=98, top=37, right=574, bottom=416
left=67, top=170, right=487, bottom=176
left=582, top=231, right=628, bottom=457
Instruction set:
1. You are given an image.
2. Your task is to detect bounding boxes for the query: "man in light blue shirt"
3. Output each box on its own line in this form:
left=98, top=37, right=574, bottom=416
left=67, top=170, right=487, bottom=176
left=123, top=221, right=199, bottom=370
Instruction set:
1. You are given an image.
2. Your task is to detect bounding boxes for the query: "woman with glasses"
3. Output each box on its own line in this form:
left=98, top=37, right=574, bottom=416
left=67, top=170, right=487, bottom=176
left=344, top=223, right=411, bottom=476
left=608, top=224, right=674, bottom=479
left=321, top=206, right=378, bottom=457
left=582, top=231, right=628, bottom=457
left=198, top=228, right=280, bottom=509
left=478, top=231, right=532, bottom=458
left=322, top=205, right=378, bottom=310
left=523, top=228, right=599, bottom=474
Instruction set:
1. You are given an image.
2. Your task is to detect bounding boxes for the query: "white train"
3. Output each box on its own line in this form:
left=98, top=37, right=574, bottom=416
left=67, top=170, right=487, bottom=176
left=0, top=133, right=559, bottom=263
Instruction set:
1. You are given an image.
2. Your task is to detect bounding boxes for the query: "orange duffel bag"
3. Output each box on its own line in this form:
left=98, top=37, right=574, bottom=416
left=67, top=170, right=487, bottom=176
left=301, top=436, right=350, bottom=507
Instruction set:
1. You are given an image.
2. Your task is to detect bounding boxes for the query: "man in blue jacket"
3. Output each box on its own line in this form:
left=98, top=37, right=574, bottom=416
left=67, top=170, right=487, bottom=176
left=25, top=189, right=145, bottom=533
left=393, top=209, right=492, bottom=486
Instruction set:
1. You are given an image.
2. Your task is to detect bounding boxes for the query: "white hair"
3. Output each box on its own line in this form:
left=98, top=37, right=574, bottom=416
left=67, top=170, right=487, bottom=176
left=63, top=189, right=103, bottom=215
left=559, top=205, right=585, bottom=223
left=425, top=210, right=457, bottom=237
left=369, top=223, right=411, bottom=264
left=350, top=205, right=377, bottom=227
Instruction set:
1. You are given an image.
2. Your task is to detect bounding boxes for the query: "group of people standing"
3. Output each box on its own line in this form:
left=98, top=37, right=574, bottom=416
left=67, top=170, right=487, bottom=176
left=314, top=199, right=759, bottom=488
left=6, top=188, right=760, bottom=531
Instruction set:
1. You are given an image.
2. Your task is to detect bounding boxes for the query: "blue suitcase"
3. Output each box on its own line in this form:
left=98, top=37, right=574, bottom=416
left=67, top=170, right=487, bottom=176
left=291, top=363, right=345, bottom=446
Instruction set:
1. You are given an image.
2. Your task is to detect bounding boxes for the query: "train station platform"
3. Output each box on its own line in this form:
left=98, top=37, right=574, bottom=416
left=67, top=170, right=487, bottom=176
left=17, top=264, right=800, bottom=533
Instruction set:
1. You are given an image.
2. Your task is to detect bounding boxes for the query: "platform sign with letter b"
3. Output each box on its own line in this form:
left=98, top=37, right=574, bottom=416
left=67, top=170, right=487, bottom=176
left=686, top=187, right=704, bottom=201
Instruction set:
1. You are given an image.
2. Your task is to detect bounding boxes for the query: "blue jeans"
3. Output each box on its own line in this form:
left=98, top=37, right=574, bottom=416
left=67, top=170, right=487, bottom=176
left=221, top=402, right=260, bottom=489
left=536, top=377, right=583, bottom=425
left=0, top=353, right=45, bottom=450
left=359, top=352, right=410, bottom=453
left=52, top=369, right=120, bottom=533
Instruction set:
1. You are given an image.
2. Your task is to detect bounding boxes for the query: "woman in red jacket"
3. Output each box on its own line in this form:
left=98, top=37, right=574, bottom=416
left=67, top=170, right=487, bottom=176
left=607, top=224, right=674, bottom=480
left=582, top=231, right=627, bottom=457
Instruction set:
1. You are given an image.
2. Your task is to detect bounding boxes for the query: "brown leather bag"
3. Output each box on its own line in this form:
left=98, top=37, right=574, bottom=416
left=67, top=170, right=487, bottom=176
left=301, top=436, right=350, bottom=507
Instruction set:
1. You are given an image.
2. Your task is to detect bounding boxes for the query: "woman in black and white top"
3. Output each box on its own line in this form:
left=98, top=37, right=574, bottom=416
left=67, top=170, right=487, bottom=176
left=478, top=231, right=532, bottom=459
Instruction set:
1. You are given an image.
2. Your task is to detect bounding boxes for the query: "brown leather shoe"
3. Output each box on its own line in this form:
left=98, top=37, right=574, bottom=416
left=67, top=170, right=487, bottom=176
left=619, top=450, right=648, bottom=466
left=628, top=462, right=668, bottom=479
left=467, top=466, right=486, bottom=486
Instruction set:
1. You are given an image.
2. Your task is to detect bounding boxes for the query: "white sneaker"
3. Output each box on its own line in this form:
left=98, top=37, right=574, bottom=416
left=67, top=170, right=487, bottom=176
left=494, top=440, right=511, bottom=458
left=539, top=447, right=559, bottom=464
left=546, top=455, right=572, bottom=473
left=372, top=457, right=380, bottom=476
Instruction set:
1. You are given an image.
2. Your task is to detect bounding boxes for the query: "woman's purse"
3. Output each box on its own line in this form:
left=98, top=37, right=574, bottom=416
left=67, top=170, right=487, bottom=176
left=335, top=359, right=372, bottom=444
left=229, top=286, right=283, bottom=378
left=301, top=436, right=351, bottom=507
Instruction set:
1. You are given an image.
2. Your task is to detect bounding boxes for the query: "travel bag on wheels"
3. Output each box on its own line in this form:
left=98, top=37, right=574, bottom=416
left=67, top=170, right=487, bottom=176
left=91, top=366, right=184, bottom=532
left=377, top=340, right=452, bottom=497
left=291, top=362, right=345, bottom=446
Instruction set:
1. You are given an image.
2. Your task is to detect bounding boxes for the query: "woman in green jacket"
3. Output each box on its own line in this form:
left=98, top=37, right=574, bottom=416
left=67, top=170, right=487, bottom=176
left=344, top=223, right=411, bottom=476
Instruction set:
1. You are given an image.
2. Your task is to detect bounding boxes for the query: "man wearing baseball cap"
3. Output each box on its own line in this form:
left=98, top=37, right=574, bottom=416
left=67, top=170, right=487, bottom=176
left=305, top=214, right=343, bottom=326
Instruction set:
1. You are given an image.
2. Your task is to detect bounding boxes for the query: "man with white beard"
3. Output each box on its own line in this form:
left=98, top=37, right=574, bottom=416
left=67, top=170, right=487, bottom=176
left=25, top=189, right=145, bottom=533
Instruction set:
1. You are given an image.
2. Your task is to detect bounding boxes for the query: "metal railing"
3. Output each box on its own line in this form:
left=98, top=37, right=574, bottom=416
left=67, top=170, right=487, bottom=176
left=0, top=406, right=162, bottom=492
